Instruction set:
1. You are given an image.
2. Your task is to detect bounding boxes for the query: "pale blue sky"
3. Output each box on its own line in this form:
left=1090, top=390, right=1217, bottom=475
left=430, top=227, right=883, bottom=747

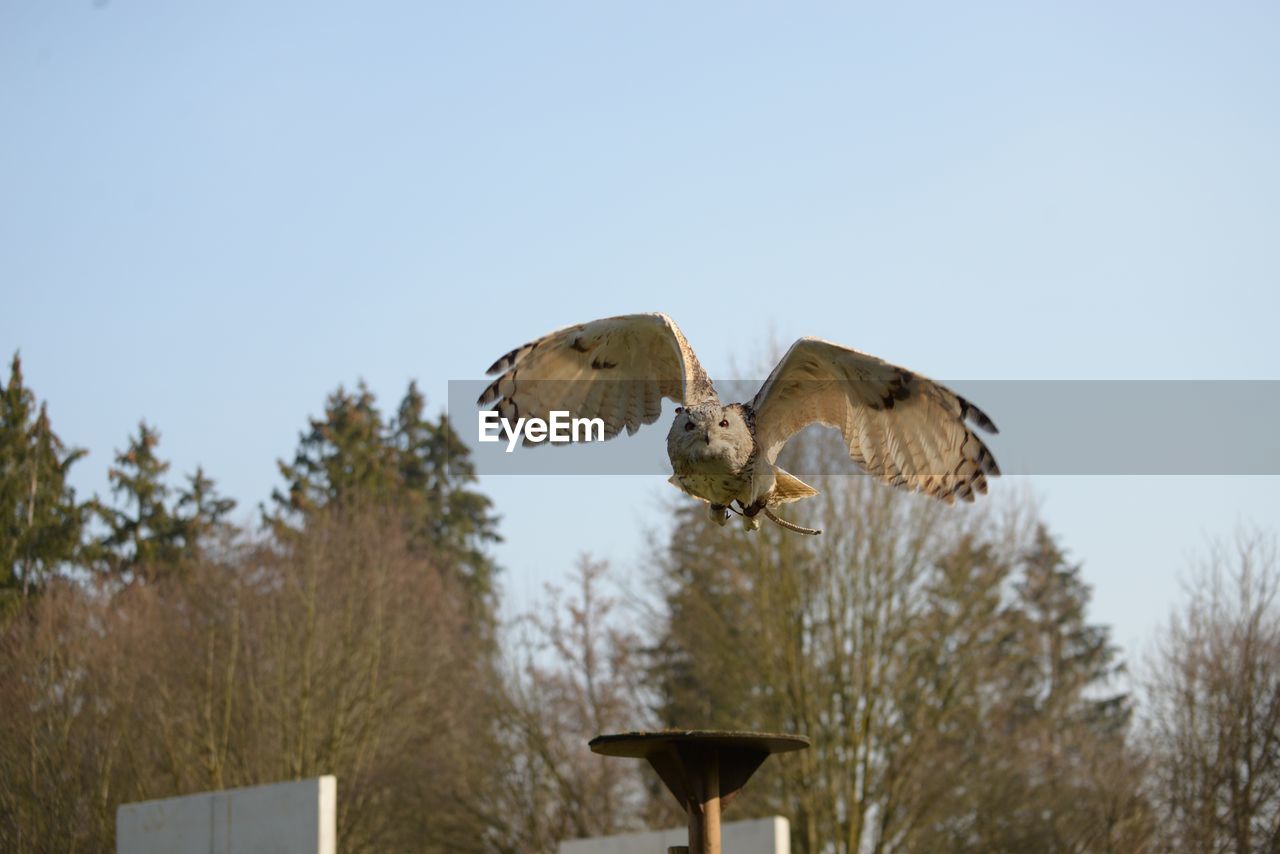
left=3, top=1, right=1278, bottom=658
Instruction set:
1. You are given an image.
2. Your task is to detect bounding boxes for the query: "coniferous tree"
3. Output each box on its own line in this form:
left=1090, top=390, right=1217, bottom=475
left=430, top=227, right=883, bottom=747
left=647, top=429, right=1151, bottom=853
left=269, top=383, right=398, bottom=528
left=648, top=499, right=782, bottom=728
left=992, top=525, right=1144, bottom=851
left=897, top=535, right=1020, bottom=850
left=90, top=423, right=233, bottom=581
left=1012, top=525, right=1128, bottom=732
left=269, top=381, right=499, bottom=598
left=90, top=422, right=181, bottom=581
left=392, top=381, right=499, bottom=596
left=0, top=353, right=86, bottom=601
left=175, top=466, right=237, bottom=561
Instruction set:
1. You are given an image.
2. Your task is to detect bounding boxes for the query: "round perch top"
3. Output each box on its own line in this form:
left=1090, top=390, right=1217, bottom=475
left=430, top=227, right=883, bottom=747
left=589, top=729, right=810, bottom=758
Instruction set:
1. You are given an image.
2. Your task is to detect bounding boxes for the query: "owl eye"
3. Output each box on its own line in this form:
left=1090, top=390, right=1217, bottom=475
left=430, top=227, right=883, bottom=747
left=719, top=419, right=729, bottom=428
left=674, top=407, right=683, bottom=414
left=684, top=421, right=696, bottom=431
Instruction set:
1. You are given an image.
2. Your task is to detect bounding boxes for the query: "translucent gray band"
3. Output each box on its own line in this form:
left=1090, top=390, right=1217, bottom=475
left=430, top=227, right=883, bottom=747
left=448, top=380, right=1280, bottom=476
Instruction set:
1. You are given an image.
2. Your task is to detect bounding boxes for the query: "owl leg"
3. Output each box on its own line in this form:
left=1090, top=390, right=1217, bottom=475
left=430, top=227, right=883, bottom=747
left=708, top=504, right=730, bottom=526
left=739, top=499, right=764, bottom=531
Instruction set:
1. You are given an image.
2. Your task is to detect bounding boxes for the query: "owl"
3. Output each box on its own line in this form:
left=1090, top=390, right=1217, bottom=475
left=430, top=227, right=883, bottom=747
left=479, top=313, right=999, bottom=535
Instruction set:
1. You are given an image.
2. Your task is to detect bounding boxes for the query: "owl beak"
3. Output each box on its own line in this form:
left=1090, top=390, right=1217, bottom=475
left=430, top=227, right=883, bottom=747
left=703, top=432, right=711, bottom=445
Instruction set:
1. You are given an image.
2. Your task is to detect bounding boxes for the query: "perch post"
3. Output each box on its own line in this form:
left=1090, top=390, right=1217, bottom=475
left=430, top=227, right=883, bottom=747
left=589, top=730, right=810, bottom=854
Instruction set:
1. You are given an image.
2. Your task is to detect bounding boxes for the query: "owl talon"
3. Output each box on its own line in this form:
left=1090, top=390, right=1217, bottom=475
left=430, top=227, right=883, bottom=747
left=742, top=512, right=762, bottom=531
left=709, top=504, right=730, bottom=526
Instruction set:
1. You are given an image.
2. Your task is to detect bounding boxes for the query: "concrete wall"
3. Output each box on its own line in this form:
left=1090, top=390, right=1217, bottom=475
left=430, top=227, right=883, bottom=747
left=116, top=776, right=337, bottom=854
left=559, top=816, right=789, bottom=854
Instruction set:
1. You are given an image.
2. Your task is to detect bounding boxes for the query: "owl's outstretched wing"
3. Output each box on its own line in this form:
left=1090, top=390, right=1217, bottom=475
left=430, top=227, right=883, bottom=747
left=478, top=313, right=717, bottom=442
left=751, top=338, right=999, bottom=503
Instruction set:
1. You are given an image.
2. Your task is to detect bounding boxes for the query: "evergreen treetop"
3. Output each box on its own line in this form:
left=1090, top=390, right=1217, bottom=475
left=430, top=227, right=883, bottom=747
left=0, top=352, right=86, bottom=600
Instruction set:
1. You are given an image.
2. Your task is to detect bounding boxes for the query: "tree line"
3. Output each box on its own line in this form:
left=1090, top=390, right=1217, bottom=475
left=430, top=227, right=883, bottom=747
left=1, top=351, right=1277, bottom=852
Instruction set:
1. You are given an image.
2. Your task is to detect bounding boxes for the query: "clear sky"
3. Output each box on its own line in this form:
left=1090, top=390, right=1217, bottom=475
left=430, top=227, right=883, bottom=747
left=4, top=1, right=1278, bottom=660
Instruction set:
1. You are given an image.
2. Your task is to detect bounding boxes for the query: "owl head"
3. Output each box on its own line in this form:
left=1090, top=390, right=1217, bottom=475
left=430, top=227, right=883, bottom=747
left=666, top=402, right=754, bottom=472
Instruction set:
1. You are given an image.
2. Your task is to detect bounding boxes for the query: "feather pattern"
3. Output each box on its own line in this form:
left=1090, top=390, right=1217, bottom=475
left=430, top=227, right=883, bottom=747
left=478, top=313, right=718, bottom=438
left=752, top=337, right=999, bottom=504
left=480, top=317, right=1002, bottom=532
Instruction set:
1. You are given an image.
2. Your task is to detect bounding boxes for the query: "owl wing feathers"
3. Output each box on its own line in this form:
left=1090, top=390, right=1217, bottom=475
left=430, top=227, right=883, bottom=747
left=478, top=313, right=718, bottom=442
left=751, top=338, right=999, bottom=504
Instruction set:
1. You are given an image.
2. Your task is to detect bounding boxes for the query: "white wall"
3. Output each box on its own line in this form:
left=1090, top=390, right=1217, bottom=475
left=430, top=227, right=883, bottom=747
left=559, top=816, right=789, bottom=854
left=116, top=776, right=337, bottom=854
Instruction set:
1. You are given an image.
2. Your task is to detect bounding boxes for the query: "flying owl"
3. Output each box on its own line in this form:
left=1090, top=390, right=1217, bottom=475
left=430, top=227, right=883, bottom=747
left=478, top=313, right=999, bottom=535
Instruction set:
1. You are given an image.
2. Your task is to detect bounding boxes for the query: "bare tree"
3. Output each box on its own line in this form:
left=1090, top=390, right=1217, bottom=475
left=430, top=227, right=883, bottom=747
left=1142, top=530, right=1280, bottom=853
left=0, top=507, right=503, bottom=853
left=481, top=556, right=664, bottom=852
left=0, top=579, right=136, bottom=852
left=651, top=429, right=991, bottom=852
left=650, top=431, right=1149, bottom=853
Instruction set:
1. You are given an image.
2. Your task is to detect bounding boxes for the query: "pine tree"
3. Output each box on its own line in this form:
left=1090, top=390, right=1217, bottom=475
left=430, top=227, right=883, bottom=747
left=995, top=524, right=1139, bottom=851
left=90, top=422, right=178, bottom=580
left=92, top=424, right=238, bottom=581
left=1012, top=525, right=1128, bottom=733
left=175, top=466, right=237, bottom=561
left=268, top=379, right=500, bottom=603
left=0, top=353, right=86, bottom=601
left=648, top=499, right=779, bottom=728
left=269, top=383, right=399, bottom=528
left=391, top=381, right=499, bottom=596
